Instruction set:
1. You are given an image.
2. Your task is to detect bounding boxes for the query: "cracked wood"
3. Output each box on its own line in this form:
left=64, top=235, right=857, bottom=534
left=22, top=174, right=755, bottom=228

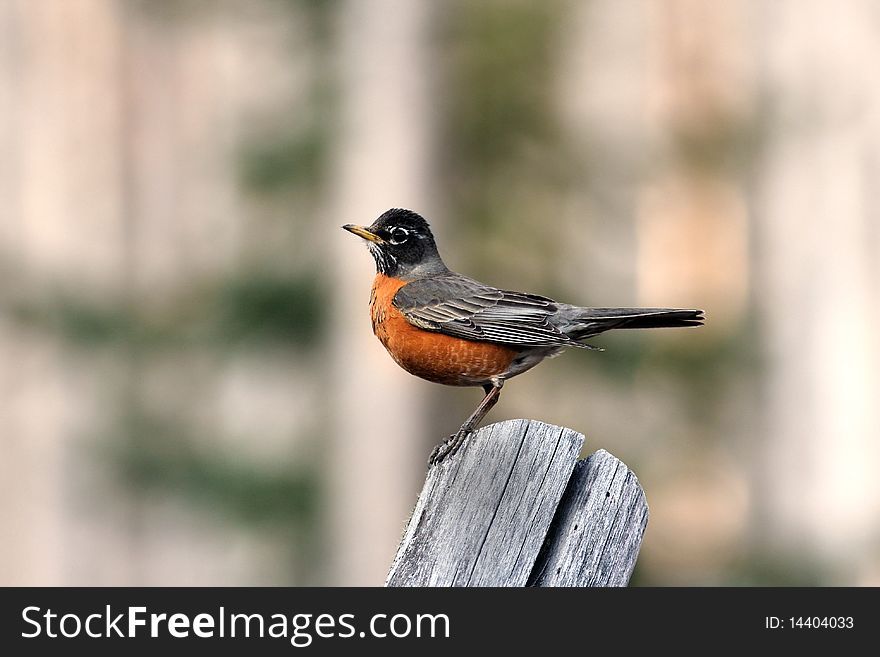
left=386, top=419, right=649, bottom=587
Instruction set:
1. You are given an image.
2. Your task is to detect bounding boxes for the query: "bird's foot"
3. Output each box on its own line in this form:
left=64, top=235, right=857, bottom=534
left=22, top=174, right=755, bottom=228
left=428, top=429, right=472, bottom=467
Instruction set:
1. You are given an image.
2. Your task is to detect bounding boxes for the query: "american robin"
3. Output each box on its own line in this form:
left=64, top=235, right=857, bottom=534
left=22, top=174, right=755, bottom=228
left=343, top=208, right=703, bottom=465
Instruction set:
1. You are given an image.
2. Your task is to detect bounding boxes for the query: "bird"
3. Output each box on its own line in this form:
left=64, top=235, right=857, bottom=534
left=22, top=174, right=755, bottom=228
left=343, top=208, right=703, bottom=465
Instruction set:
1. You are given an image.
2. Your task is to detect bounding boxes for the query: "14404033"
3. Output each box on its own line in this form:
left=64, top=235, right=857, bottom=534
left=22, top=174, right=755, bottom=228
left=765, top=616, right=854, bottom=630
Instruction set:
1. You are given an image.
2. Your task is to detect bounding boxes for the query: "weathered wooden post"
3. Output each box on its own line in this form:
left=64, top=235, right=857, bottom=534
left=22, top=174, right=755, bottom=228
left=386, top=419, right=648, bottom=587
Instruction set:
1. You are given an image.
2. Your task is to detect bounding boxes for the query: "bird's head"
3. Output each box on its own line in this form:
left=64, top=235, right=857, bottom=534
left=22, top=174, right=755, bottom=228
left=343, top=208, right=448, bottom=279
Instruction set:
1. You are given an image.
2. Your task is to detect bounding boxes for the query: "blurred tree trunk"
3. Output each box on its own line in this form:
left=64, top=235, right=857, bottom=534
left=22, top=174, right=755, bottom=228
left=329, top=0, right=435, bottom=585
left=0, top=0, right=318, bottom=585
left=624, top=0, right=755, bottom=583
left=641, top=0, right=751, bottom=318
left=754, top=0, right=880, bottom=583
left=0, top=0, right=129, bottom=585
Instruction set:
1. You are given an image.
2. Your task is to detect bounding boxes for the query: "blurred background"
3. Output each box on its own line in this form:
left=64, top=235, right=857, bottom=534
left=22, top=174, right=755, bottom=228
left=1, top=0, right=878, bottom=586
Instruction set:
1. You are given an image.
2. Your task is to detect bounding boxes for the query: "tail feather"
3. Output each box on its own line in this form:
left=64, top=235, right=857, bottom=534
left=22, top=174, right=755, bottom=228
left=564, top=307, right=704, bottom=342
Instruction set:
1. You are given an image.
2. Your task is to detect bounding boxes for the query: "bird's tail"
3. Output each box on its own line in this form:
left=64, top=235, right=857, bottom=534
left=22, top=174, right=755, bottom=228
left=563, top=307, right=704, bottom=344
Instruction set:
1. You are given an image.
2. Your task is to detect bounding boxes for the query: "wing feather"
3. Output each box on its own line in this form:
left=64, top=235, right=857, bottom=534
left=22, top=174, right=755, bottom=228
left=393, top=275, right=575, bottom=348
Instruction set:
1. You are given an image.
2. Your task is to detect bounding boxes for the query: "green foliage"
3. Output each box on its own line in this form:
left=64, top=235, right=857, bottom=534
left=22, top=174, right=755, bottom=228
left=671, top=114, right=768, bottom=178
left=280, top=0, right=340, bottom=45
left=7, top=272, right=326, bottom=352
left=588, top=316, right=760, bottom=385
left=239, top=127, right=330, bottom=195
left=726, top=552, right=828, bottom=587
left=8, top=293, right=142, bottom=348
left=443, top=1, right=563, bottom=173
left=437, top=0, right=572, bottom=286
left=107, top=413, right=319, bottom=527
left=211, top=273, right=325, bottom=349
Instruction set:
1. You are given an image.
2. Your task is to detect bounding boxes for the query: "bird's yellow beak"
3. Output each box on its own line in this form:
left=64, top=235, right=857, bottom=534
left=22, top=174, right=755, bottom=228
left=342, top=224, right=384, bottom=243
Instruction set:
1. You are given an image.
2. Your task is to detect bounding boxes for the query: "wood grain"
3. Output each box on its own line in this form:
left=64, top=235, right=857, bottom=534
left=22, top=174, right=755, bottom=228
left=528, top=450, right=648, bottom=587
left=386, top=420, right=648, bottom=587
left=386, top=419, right=583, bottom=586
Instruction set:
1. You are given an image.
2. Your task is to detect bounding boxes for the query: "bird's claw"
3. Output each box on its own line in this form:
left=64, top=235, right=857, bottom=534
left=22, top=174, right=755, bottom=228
left=428, top=430, right=472, bottom=467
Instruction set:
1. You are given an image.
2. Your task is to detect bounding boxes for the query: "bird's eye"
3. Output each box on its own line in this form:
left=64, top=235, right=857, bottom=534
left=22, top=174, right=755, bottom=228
left=389, top=227, right=409, bottom=245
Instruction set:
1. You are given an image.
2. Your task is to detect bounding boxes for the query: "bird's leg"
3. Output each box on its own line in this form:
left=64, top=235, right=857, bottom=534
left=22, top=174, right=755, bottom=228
left=429, top=381, right=503, bottom=466
left=457, top=382, right=503, bottom=436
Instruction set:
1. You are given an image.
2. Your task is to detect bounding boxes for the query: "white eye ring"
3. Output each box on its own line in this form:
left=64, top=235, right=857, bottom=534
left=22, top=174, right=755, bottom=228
left=389, top=227, right=410, bottom=245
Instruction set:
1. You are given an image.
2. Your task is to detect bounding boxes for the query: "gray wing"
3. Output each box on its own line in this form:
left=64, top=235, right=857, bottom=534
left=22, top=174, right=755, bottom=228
left=392, top=274, right=578, bottom=348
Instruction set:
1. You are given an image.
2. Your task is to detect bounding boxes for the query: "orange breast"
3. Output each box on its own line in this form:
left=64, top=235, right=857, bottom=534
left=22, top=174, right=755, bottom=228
left=370, top=274, right=518, bottom=386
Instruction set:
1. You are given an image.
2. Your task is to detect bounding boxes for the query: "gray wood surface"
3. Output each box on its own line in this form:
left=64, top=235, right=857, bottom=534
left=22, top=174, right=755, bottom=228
left=386, top=419, right=649, bottom=587
left=528, top=449, right=648, bottom=586
left=386, top=419, right=584, bottom=587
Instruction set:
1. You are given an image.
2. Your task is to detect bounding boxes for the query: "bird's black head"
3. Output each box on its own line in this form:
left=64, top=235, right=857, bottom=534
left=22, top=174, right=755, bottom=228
left=343, top=208, right=449, bottom=279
